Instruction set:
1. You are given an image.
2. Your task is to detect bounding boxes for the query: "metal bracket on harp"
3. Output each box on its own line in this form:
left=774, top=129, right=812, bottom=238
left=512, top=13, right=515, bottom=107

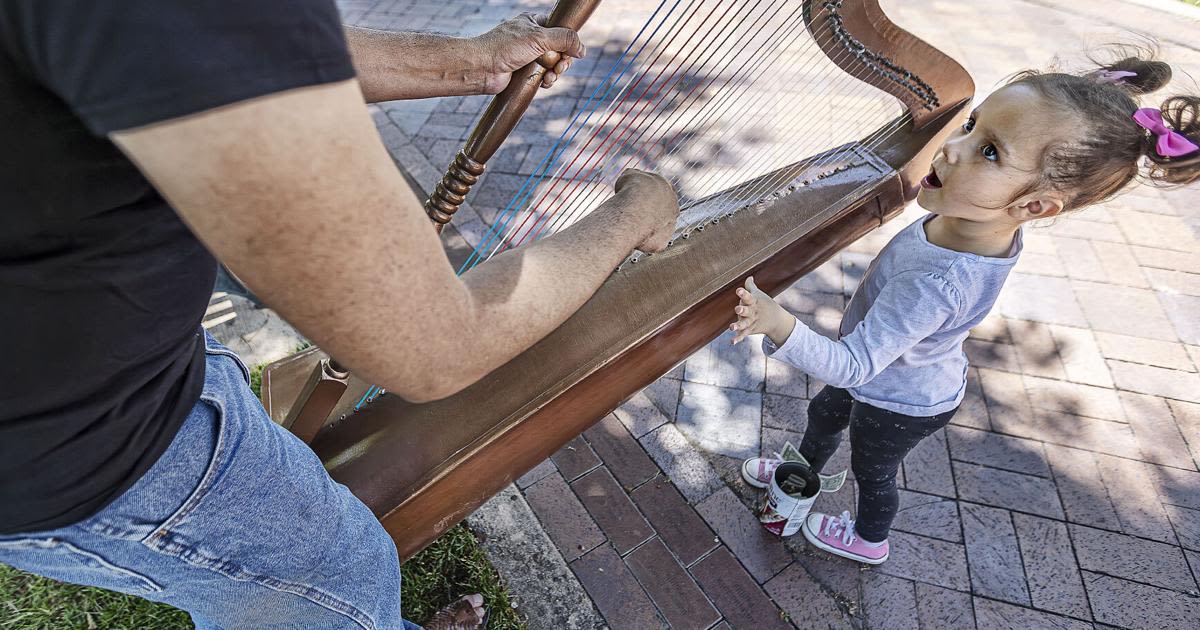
left=281, top=357, right=351, bottom=443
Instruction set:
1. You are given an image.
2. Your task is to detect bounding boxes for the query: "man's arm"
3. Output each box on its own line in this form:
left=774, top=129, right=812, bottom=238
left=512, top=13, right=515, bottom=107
left=345, top=13, right=584, bottom=102
left=112, top=79, right=677, bottom=403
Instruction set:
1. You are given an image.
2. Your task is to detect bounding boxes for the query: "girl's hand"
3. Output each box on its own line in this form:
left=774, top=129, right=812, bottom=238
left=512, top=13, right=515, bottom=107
left=730, top=277, right=796, bottom=346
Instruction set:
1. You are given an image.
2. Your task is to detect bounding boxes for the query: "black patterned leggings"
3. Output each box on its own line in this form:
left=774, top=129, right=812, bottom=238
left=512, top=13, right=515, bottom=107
left=800, top=386, right=958, bottom=543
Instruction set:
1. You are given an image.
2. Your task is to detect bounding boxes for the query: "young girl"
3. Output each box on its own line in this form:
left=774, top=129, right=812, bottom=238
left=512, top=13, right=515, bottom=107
left=730, top=53, right=1199, bottom=564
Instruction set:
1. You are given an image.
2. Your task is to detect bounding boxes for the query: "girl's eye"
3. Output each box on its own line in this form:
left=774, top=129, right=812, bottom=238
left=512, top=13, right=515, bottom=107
left=982, top=144, right=999, bottom=162
left=962, top=117, right=976, bottom=133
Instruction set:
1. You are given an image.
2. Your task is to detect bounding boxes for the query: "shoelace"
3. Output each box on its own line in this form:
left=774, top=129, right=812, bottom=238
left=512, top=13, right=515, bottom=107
left=821, top=510, right=857, bottom=546
left=758, top=454, right=783, bottom=479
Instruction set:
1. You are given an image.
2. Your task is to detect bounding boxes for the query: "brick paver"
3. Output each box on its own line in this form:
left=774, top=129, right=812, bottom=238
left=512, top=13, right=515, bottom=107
left=946, top=426, right=1050, bottom=477
left=766, top=563, right=856, bottom=629
left=862, top=573, right=920, bottom=630
left=692, top=548, right=792, bottom=630
left=1083, top=572, right=1200, bottom=630
left=625, top=538, right=721, bottom=630
left=901, top=428, right=956, bottom=498
left=571, top=544, right=665, bottom=629
left=962, top=504, right=1030, bottom=606
left=877, top=531, right=970, bottom=592
left=524, top=472, right=605, bottom=563
left=337, top=0, right=1200, bottom=626
left=892, top=489, right=962, bottom=543
left=1069, top=523, right=1196, bottom=592
left=1012, top=514, right=1091, bottom=620
left=973, top=597, right=1093, bottom=630
left=696, top=488, right=792, bottom=584
left=583, top=414, right=660, bottom=489
left=571, top=468, right=654, bottom=554
left=915, top=582, right=975, bottom=629
left=629, top=479, right=719, bottom=566
left=549, top=435, right=601, bottom=482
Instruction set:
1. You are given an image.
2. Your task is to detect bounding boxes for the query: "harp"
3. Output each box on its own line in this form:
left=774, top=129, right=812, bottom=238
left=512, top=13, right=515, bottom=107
left=261, top=0, right=973, bottom=560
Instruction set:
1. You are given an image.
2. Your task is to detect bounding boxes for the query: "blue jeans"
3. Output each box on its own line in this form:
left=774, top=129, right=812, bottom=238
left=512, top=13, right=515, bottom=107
left=0, top=333, right=420, bottom=630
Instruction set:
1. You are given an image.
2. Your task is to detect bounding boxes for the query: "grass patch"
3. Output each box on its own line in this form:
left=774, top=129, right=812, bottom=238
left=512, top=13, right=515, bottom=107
left=2, top=528, right=523, bottom=629
left=1, top=356, right=524, bottom=629
left=0, top=565, right=189, bottom=630
left=401, top=526, right=524, bottom=629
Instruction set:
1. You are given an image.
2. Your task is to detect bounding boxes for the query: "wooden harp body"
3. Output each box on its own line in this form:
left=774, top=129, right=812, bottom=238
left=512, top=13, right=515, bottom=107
left=261, top=0, right=973, bottom=560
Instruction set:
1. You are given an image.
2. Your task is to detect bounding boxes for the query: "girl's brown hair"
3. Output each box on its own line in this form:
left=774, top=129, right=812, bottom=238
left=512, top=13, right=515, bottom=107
left=1005, top=46, right=1199, bottom=211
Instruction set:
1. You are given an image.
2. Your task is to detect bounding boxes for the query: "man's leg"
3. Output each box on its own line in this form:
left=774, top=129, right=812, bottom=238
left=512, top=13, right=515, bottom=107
left=0, top=333, right=405, bottom=630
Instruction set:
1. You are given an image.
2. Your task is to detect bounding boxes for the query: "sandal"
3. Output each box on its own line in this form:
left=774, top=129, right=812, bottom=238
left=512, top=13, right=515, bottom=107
left=422, top=594, right=490, bottom=630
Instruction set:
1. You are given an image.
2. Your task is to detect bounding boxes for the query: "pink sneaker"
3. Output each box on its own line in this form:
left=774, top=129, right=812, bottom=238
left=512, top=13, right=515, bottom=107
left=801, top=511, right=889, bottom=565
left=741, top=456, right=782, bottom=489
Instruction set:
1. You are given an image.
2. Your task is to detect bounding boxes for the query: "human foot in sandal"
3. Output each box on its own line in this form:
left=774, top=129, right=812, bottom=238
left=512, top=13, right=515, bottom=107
left=422, top=594, right=489, bottom=630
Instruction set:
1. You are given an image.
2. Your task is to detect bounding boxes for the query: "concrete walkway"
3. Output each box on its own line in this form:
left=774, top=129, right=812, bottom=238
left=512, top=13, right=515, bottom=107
left=214, top=0, right=1200, bottom=627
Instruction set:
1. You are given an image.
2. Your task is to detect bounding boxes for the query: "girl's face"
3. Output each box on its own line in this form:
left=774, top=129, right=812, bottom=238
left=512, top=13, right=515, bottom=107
left=916, top=84, right=1073, bottom=223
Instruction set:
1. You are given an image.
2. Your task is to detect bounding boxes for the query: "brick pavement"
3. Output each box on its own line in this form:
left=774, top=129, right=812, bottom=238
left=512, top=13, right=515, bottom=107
left=326, top=0, right=1200, bottom=627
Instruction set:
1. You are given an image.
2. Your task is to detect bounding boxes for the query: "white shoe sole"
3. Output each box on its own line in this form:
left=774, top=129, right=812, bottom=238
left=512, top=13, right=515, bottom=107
left=801, top=516, right=889, bottom=565
left=741, top=458, right=770, bottom=489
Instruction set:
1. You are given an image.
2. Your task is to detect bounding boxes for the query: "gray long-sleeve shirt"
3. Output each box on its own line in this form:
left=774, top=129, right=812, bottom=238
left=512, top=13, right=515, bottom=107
left=765, top=214, right=1022, bottom=416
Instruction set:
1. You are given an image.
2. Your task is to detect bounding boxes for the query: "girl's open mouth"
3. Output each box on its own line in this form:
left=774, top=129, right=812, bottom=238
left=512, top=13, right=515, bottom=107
left=921, top=167, right=943, bottom=189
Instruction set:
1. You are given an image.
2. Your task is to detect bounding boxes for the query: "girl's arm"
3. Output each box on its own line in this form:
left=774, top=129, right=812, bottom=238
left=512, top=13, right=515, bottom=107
left=732, top=272, right=959, bottom=388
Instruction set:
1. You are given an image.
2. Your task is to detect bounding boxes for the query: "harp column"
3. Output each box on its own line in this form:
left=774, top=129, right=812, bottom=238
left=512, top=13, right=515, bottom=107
left=425, top=0, right=603, bottom=232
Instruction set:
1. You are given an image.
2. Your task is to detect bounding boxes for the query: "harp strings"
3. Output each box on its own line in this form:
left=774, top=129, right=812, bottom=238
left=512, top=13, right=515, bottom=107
left=463, top=0, right=792, bottom=267
left=683, top=26, right=909, bottom=222
left=686, top=70, right=909, bottom=235
left=461, top=0, right=910, bottom=268
left=502, top=0, right=820, bottom=253
left=491, top=0, right=747, bottom=257
left=482, top=2, right=888, bottom=259
left=537, top=0, right=819, bottom=241
left=687, top=3, right=917, bottom=224
left=458, top=0, right=683, bottom=272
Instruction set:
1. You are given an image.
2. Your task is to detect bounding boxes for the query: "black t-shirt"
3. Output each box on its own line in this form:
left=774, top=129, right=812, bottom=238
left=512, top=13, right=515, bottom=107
left=0, top=1, right=356, bottom=533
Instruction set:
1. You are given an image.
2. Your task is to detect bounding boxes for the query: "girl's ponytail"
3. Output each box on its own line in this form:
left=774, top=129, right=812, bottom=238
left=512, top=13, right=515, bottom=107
left=1142, top=95, right=1200, bottom=186
left=1094, top=56, right=1171, bottom=95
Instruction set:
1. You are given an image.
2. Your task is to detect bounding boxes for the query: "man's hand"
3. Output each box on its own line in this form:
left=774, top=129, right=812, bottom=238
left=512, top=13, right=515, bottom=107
left=731, top=277, right=796, bottom=347
left=472, top=13, right=586, bottom=93
left=613, top=169, right=678, bottom=253
left=345, top=14, right=585, bottom=102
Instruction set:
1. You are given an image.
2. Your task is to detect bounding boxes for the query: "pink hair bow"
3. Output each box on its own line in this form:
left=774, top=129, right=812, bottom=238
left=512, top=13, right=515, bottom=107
left=1092, top=69, right=1137, bottom=85
left=1133, top=108, right=1199, bottom=158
